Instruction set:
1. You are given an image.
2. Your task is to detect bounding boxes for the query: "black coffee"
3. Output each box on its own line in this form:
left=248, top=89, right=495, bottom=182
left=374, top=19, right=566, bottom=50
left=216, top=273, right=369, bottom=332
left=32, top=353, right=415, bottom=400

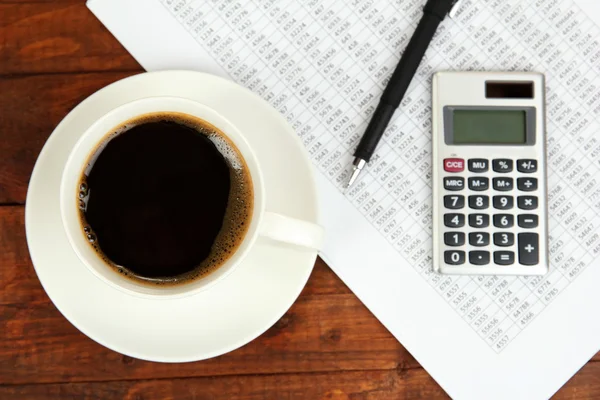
left=78, top=112, right=253, bottom=285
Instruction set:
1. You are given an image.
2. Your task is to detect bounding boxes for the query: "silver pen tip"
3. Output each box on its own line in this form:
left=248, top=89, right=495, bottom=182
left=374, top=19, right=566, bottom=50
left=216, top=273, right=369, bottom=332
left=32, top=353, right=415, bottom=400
left=346, top=168, right=361, bottom=189
left=345, top=158, right=367, bottom=189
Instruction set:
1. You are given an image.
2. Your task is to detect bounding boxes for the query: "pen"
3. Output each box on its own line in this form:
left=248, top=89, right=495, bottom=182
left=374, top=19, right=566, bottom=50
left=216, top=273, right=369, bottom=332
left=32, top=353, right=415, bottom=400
left=346, top=0, right=459, bottom=188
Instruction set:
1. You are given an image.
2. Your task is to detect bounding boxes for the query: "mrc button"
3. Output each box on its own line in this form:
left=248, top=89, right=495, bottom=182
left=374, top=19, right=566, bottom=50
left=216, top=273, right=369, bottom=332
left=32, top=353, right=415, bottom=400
left=444, top=177, right=465, bottom=191
left=444, top=158, right=464, bottom=172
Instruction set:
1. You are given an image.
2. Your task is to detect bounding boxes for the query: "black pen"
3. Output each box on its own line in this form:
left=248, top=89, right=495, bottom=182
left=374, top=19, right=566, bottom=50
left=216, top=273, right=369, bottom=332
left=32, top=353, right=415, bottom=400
left=346, top=0, right=459, bottom=188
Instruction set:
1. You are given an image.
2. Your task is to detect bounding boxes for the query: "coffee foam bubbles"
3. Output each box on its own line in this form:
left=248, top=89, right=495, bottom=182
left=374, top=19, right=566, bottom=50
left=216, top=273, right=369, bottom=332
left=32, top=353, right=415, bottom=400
left=208, top=134, right=243, bottom=170
left=134, top=112, right=244, bottom=172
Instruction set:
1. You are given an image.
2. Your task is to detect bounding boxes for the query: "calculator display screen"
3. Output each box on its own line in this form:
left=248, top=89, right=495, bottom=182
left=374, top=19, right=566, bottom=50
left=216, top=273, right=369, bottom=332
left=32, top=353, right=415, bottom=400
left=452, top=110, right=527, bottom=144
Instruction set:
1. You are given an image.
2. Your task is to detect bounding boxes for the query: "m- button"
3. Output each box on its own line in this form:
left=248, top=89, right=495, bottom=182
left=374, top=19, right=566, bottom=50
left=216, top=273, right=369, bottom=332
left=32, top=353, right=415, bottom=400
left=444, top=158, right=465, bottom=173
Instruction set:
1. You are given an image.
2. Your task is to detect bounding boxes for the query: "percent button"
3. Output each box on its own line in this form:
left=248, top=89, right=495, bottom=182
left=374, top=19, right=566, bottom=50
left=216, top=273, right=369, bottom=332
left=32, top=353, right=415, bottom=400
left=493, top=159, right=513, bottom=173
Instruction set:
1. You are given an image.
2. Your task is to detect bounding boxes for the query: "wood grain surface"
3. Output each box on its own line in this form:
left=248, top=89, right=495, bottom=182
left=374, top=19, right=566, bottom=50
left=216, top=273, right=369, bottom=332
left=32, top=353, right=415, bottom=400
left=0, top=1, right=598, bottom=399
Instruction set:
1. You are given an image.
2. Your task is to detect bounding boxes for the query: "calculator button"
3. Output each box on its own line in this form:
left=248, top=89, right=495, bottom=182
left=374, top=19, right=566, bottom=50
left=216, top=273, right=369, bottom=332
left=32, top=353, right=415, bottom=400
left=468, top=177, right=489, bottom=191
left=445, top=232, right=465, bottom=246
left=517, top=178, right=538, bottom=191
left=493, top=159, right=513, bottom=173
left=469, top=251, right=490, bottom=265
left=444, top=158, right=465, bottom=172
left=493, top=214, right=514, bottom=228
left=492, top=177, right=513, bottom=191
left=493, top=196, right=513, bottom=210
left=518, top=214, right=539, bottom=228
left=444, top=177, right=465, bottom=191
left=445, top=251, right=466, bottom=265
left=444, top=195, right=465, bottom=209
left=517, top=159, right=537, bottom=173
left=518, top=196, right=538, bottom=210
left=444, top=214, right=465, bottom=227
left=469, top=232, right=490, bottom=247
left=518, top=233, right=539, bottom=266
left=468, top=195, right=489, bottom=210
left=494, top=251, right=515, bottom=265
left=468, top=159, right=489, bottom=173
left=494, top=232, right=515, bottom=247
left=469, top=214, right=489, bottom=228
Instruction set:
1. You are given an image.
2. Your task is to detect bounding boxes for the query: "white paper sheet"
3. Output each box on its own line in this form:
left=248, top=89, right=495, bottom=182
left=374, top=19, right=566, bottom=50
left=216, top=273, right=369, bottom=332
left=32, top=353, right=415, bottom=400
left=88, top=0, right=600, bottom=398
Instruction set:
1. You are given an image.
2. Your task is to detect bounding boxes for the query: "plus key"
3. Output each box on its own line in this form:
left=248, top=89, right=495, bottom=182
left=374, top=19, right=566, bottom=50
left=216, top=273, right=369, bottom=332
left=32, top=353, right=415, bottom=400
left=518, top=233, right=539, bottom=265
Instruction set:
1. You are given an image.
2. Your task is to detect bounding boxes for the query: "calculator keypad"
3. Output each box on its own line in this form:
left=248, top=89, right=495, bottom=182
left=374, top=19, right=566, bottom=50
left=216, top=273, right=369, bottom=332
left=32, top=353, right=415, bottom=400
left=441, top=157, right=543, bottom=270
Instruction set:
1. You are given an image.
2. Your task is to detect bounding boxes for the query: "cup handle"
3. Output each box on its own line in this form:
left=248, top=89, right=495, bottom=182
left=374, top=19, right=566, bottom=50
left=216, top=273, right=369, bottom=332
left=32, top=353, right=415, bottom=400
left=259, top=212, right=324, bottom=250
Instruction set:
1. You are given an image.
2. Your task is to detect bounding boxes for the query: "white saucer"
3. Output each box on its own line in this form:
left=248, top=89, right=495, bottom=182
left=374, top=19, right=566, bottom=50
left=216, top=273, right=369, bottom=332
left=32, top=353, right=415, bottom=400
left=25, top=71, right=320, bottom=362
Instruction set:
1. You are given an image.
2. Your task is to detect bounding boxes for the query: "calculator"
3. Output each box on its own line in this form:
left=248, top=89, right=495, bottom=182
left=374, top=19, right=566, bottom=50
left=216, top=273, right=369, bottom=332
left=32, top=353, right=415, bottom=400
left=432, top=72, right=548, bottom=275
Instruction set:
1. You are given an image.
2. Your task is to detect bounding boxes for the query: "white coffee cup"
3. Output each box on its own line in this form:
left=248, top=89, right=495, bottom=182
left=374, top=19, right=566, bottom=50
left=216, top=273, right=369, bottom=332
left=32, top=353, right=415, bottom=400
left=60, top=96, right=324, bottom=299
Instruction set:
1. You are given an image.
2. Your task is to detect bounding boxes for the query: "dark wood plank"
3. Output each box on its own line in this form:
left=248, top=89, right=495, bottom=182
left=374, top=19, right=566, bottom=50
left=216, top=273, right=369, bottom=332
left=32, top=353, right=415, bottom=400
left=0, top=295, right=414, bottom=384
left=0, top=1, right=79, bottom=3
left=0, top=3, right=139, bottom=75
left=0, top=361, right=598, bottom=400
left=554, top=362, right=600, bottom=399
left=0, top=72, right=138, bottom=203
left=0, top=207, right=416, bottom=385
left=0, top=369, right=450, bottom=400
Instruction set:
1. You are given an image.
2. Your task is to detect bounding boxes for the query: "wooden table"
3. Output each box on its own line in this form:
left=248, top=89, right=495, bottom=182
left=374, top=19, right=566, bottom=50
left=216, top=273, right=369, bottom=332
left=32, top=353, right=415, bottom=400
left=0, top=2, right=598, bottom=398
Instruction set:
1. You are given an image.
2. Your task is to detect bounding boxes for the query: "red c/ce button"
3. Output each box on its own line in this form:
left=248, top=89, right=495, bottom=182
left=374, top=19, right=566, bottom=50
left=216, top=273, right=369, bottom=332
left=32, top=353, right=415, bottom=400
left=444, top=158, right=464, bottom=173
